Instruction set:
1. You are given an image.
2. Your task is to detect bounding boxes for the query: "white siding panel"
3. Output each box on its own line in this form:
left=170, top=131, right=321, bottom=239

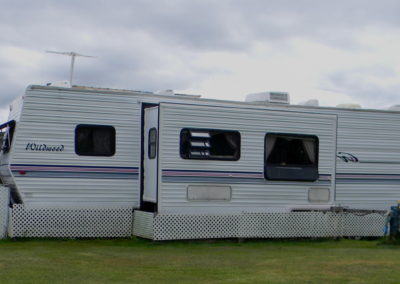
left=158, top=103, right=337, bottom=214
left=16, top=178, right=139, bottom=207
left=258, top=106, right=400, bottom=210
left=331, top=109, right=400, bottom=209
left=10, top=89, right=141, bottom=207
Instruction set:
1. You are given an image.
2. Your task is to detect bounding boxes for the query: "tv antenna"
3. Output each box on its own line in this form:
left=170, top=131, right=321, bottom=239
left=46, top=51, right=96, bottom=85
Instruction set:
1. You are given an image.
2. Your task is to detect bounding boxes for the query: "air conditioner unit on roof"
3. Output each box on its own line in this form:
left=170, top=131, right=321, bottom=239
left=245, top=92, right=290, bottom=105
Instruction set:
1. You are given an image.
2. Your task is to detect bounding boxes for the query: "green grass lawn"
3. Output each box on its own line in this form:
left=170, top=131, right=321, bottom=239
left=0, top=238, right=399, bottom=284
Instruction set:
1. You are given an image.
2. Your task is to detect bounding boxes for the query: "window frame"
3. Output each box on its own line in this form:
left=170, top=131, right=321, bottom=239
left=75, top=124, right=116, bottom=157
left=180, top=128, right=241, bottom=161
left=264, top=132, right=319, bottom=182
left=148, top=127, right=157, bottom=159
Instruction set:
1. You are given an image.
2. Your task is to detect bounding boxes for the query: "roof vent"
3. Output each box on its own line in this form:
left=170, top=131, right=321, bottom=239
left=245, top=92, right=290, bottom=105
left=46, top=81, right=71, bottom=88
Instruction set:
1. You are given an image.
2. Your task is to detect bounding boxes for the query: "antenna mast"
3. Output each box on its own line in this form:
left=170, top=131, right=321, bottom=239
left=45, top=51, right=96, bottom=85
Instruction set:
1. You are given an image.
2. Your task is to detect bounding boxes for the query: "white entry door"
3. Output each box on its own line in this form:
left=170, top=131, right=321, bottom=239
left=143, top=106, right=159, bottom=203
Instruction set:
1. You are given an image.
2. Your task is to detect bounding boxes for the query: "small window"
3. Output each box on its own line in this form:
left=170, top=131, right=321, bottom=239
left=180, top=128, right=240, bottom=160
left=265, top=133, right=318, bottom=181
left=75, top=124, right=115, bottom=156
left=148, top=128, right=157, bottom=159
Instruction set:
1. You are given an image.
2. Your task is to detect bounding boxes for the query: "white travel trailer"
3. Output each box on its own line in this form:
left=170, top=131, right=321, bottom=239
left=0, top=85, right=395, bottom=240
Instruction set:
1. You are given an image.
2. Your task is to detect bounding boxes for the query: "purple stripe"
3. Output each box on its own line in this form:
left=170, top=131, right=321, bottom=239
left=163, top=173, right=263, bottom=178
left=11, top=164, right=138, bottom=174
left=162, top=170, right=263, bottom=178
left=337, top=174, right=400, bottom=179
left=162, top=170, right=331, bottom=180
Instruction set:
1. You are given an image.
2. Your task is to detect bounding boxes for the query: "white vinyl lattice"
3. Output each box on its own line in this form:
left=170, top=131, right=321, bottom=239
left=133, top=210, right=387, bottom=240
left=240, top=212, right=340, bottom=238
left=10, top=205, right=134, bottom=238
left=154, top=213, right=242, bottom=240
left=341, top=212, right=386, bottom=236
left=0, top=187, right=9, bottom=239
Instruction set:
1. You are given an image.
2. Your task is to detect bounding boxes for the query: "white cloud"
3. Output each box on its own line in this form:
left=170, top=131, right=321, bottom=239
left=179, top=39, right=353, bottom=105
left=1, top=0, right=400, bottom=114
left=179, top=26, right=400, bottom=108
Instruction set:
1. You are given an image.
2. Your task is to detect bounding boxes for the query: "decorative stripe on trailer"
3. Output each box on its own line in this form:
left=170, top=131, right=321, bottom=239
left=336, top=173, right=400, bottom=184
left=162, top=169, right=332, bottom=185
left=10, top=164, right=139, bottom=179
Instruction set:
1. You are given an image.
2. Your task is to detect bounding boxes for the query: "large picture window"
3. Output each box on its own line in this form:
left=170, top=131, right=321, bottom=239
left=265, top=133, right=318, bottom=181
left=180, top=128, right=240, bottom=160
left=75, top=124, right=115, bottom=156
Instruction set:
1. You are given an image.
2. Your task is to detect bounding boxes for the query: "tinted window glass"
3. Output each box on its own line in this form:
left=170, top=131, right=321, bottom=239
left=180, top=128, right=240, bottom=160
left=75, top=125, right=115, bottom=156
left=148, top=128, right=157, bottom=159
left=265, top=133, right=318, bottom=181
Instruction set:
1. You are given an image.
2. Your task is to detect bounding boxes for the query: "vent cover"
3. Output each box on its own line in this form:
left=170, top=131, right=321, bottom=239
left=245, top=92, right=290, bottom=105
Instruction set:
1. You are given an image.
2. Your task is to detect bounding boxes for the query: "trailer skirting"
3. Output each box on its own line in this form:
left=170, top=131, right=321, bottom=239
left=0, top=186, right=9, bottom=239
left=9, top=205, right=134, bottom=238
left=133, top=210, right=387, bottom=240
left=1, top=204, right=388, bottom=239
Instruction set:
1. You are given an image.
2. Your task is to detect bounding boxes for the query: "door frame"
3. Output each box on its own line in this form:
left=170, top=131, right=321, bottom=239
left=140, top=103, right=159, bottom=212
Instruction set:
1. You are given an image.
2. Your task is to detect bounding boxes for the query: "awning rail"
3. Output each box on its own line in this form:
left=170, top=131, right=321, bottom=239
left=0, top=120, right=15, bottom=130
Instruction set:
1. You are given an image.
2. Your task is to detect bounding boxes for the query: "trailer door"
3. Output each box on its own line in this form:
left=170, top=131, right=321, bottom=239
left=143, top=106, right=159, bottom=203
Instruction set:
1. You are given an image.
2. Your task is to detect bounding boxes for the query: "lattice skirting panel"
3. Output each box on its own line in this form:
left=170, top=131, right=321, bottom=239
left=0, top=186, right=10, bottom=239
left=133, top=210, right=387, bottom=240
left=9, top=205, right=134, bottom=238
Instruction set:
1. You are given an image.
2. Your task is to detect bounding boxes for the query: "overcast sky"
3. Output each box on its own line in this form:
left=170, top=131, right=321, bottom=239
left=1, top=0, right=400, bottom=120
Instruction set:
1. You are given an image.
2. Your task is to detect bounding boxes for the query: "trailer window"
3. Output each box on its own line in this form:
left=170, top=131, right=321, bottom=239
left=265, top=133, right=318, bottom=181
left=75, top=125, right=115, bottom=156
left=180, top=128, right=240, bottom=160
left=148, top=128, right=157, bottom=159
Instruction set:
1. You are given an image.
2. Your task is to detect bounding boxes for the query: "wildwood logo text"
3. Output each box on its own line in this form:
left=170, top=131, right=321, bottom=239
left=25, top=143, right=64, bottom=152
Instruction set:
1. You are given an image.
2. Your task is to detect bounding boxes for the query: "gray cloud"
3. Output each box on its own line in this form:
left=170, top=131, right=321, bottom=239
left=321, top=65, right=400, bottom=107
left=1, top=0, right=400, bottom=108
left=3, top=0, right=400, bottom=51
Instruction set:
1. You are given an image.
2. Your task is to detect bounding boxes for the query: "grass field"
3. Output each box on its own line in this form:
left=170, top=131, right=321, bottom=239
left=0, top=238, right=399, bottom=284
